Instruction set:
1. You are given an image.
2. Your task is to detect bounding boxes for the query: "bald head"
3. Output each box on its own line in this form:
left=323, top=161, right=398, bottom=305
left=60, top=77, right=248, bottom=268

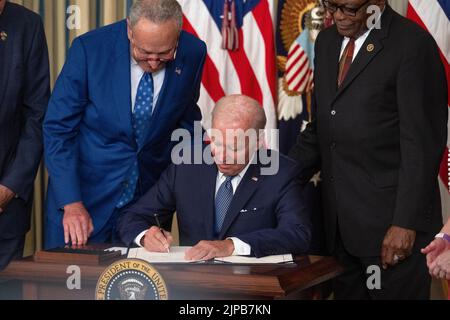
left=210, top=95, right=267, bottom=176
left=212, top=95, right=266, bottom=132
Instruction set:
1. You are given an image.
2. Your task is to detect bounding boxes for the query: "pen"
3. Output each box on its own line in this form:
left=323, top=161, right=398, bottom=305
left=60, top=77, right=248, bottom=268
left=154, top=213, right=170, bottom=253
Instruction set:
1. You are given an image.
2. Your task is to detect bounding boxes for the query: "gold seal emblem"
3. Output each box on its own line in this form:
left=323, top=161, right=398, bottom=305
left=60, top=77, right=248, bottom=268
left=0, top=31, right=7, bottom=42
left=367, top=44, right=375, bottom=52
left=95, top=259, right=169, bottom=300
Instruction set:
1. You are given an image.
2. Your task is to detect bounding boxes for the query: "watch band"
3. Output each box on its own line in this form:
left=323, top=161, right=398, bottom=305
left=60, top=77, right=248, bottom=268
left=435, top=233, right=450, bottom=243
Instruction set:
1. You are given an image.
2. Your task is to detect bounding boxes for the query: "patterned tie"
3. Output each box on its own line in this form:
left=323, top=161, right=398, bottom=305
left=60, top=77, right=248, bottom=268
left=338, top=38, right=355, bottom=87
left=214, top=176, right=235, bottom=234
left=117, top=73, right=154, bottom=208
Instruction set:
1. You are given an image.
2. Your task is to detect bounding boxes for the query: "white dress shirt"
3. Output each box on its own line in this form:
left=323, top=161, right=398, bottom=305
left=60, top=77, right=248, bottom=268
left=339, top=10, right=384, bottom=61
left=130, top=57, right=165, bottom=113
left=134, top=156, right=256, bottom=257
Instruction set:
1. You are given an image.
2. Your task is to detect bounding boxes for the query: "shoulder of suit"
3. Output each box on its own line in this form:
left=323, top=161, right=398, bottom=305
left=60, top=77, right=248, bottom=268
left=5, top=3, right=43, bottom=27
left=179, top=30, right=207, bottom=56
left=77, top=19, right=126, bottom=43
left=387, top=8, right=436, bottom=47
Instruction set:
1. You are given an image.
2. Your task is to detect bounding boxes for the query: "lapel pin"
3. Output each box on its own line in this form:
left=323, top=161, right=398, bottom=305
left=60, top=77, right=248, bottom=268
left=0, top=31, right=7, bottom=42
left=367, top=44, right=375, bottom=52
left=175, top=67, right=182, bottom=75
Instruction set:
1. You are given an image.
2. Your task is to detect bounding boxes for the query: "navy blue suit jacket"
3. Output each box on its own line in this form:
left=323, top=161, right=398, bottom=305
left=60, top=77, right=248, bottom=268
left=44, top=20, right=206, bottom=248
left=118, top=152, right=312, bottom=258
left=0, top=3, right=50, bottom=238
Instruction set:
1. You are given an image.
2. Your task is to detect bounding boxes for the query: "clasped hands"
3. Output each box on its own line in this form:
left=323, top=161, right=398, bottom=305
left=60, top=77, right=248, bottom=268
left=141, top=226, right=235, bottom=261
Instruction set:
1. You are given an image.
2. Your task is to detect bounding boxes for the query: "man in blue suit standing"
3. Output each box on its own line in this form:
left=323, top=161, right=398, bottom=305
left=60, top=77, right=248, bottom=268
left=0, top=0, right=49, bottom=270
left=119, top=95, right=311, bottom=259
left=44, top=0, right=206, bottom=248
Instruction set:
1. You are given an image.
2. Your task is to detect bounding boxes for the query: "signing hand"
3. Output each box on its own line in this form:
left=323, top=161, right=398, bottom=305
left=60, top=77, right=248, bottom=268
left=185, top=240, right=234, bottom=261
left=421, top=238, right=450, bottom=269
left=63, top=202, right=94, bottom=246
left=141, top=226, right=173, bottom=253
left=428, top=250, right=450, bottom=280
left=381, top=226, right=416, bottom=269
left=0, top=184, right=15, bottom=214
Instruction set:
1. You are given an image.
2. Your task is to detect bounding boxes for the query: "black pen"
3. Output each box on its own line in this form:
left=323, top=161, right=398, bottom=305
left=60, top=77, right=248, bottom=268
left=154, top=213, right=170, bottom=253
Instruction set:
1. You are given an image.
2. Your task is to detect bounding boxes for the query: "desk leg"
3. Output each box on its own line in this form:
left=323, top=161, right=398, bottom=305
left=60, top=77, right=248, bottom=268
left=22, top=282, right=38, bottom=300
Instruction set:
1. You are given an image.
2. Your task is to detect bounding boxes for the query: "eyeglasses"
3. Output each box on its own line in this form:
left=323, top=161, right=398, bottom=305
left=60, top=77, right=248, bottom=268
left=323, top=0, right=371, bottom=17
left=130, top=32, right=178, bottom=62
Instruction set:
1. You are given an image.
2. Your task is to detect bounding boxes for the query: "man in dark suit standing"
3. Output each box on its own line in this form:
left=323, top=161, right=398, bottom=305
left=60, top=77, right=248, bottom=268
left=0, top=0, right=49, bottom=271
left=119, top=95, right=311, bottom=259
left=289, top=0, right=448, bottom=299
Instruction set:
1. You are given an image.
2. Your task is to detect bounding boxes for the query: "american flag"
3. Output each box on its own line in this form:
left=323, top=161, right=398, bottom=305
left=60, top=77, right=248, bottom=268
left=179, top=0, right=278, bottom=149
left=407, top=0, right=450, bottom=221
left=285, top=28, right=314, bottom=94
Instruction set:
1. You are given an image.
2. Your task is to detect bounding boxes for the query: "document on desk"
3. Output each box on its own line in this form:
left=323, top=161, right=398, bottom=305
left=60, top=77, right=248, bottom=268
left=127, top=247, right=203, bottom=264
left=127, top=246, right=294, bottom=264
left=215, top=254, right=294, bottom=264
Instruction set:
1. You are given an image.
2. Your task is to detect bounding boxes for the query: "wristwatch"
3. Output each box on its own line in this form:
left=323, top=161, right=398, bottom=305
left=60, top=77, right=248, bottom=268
left=435, top=233, right=450, bottom=243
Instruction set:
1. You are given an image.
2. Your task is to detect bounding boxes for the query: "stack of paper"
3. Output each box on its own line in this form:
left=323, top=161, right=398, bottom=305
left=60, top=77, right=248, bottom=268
left=124, top=247, right=294, bottom=264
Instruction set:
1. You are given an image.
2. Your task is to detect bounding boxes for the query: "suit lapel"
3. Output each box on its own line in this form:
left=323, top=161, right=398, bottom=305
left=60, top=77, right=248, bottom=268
left=218, top=163, right=261, bottom=239
left=200, top=164, right=219, bottom=240
left=332, top=5, right=393, bottom=103
left=111, top=22, right=134, bottom=145
left=143, top=56, right=185, bottom=147
left=333, top=35, right=384, bottom=100
left=327, top=29, right=343, bottom=99
left=0, top=12, right=13, bottom=107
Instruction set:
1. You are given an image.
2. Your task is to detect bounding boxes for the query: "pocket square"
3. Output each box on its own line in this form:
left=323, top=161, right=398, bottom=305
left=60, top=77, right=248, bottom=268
left=240, top=208, right=258, bottom=213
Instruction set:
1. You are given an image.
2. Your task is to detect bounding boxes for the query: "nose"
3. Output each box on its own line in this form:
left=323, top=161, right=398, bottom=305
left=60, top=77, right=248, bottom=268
left=147, top=59, right=161, bottom=69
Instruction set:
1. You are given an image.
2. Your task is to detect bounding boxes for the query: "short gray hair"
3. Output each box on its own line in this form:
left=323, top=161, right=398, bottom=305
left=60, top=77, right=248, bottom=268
left=213, top=95, right=267, bottom=131
left=129, top=0, right=183, bottom=31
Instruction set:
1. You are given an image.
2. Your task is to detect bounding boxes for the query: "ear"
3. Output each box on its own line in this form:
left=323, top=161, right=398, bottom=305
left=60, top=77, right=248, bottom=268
left=127, top=19, right=132, bottom=40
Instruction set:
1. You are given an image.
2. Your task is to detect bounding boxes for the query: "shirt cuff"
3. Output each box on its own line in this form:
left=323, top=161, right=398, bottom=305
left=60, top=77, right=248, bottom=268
left=228, top=237, right=251, bottom=256
left=134, top=230, right=147, bottom=247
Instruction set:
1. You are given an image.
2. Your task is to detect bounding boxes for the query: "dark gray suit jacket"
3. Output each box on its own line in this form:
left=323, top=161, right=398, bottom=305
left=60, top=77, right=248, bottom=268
left=0, top=2, right=49, bottom=238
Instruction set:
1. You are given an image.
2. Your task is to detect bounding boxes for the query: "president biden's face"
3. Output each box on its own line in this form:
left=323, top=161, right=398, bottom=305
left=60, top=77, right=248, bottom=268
left=210, top=121, right=259, bottom=177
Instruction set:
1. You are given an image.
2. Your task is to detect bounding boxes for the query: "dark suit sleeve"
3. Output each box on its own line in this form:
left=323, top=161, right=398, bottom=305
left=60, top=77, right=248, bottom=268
left=43, top=37, right=88, bottom=209
left=178, top=41, right=207, bottom=134
left=118, top=164, right=178, bottom=246
left=0, top=17, right=50, bottom=200
left=392, top=33, right=448, bottom=229
left=237, top=168, right=312, bottom=258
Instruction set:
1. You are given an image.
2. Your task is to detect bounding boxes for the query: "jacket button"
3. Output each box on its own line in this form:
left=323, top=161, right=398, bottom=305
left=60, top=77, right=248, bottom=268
left=331, top=110, right=337, bottom=116
left=330, top=142, right=337, bottom=149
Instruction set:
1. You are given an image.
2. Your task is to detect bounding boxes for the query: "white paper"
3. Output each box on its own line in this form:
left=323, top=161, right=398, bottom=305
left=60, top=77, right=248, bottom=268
left=127, top=246, right=203, bottom=263
left=215, top=254, right=294, bottom=264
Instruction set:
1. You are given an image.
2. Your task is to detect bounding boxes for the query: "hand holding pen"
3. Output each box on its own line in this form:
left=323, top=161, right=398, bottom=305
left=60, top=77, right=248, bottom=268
left=141, top=213, right=173, bottom=253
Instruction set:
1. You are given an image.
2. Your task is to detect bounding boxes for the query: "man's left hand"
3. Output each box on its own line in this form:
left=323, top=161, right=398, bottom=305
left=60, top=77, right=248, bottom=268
left=381, top=226, right=416, bottom=269
left=185, top=240, right=235, bottom=261
left=0, top=185, right=15, bottom=214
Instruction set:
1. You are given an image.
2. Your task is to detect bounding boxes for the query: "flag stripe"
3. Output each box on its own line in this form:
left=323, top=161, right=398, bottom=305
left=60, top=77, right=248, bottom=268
left=182, top=16, right=225, bottom=103
left=252, top=0, right=277, bottom=104
left=228, top=29, right=264, bottom=104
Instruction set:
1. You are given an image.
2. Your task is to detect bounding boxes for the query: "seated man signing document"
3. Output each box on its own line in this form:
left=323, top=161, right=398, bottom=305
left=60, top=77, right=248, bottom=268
left=118, top=95, right=312, bottom=260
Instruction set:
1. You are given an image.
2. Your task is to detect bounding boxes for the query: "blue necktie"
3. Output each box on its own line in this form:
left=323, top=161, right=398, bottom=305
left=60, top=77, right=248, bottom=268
left=214, top=176, right=235, bottom=234
left=117, top=73, right=154, bottom=208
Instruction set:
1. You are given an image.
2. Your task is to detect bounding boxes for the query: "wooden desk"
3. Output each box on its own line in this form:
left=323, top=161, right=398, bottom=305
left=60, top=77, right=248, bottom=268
left=0, top=255, right=343, bottom=300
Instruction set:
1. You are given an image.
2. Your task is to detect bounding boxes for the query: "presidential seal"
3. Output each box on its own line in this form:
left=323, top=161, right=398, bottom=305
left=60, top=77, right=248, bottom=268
left=95, top=259, right=168, bottom=300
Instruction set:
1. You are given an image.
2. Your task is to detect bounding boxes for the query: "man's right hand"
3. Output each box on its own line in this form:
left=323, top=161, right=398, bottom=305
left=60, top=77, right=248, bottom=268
left=63, top=202, right=94, bottom=246
left=141, top=226, right=173, bottom=253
